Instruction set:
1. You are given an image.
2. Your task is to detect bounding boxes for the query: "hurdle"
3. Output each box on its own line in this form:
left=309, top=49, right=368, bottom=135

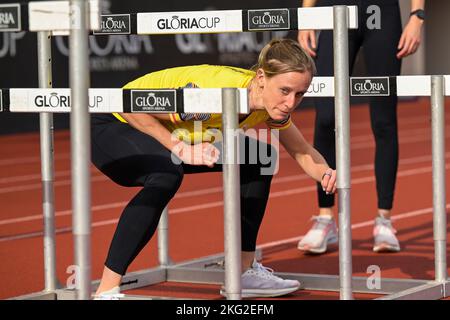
left=1, top=1, right=359, bottom=300
left=281, top=75, right=450, bottom=300
left=2, top=75, right=449, bottom=301
left=4, top=1, right=447, bottom=300
left=1, top=0, right=101, bottom=299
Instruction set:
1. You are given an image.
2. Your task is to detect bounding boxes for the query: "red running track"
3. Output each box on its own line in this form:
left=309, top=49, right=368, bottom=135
left=0, top=98, right=449, bottom=300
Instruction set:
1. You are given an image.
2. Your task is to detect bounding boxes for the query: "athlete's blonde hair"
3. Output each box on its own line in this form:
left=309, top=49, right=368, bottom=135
left=252, top=38, right=316, bottom=77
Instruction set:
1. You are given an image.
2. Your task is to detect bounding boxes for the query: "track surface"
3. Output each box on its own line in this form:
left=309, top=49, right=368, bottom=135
left=1, top=98, right=449, bottom=299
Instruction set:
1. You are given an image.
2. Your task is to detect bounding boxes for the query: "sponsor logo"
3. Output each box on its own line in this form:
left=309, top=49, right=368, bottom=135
left=33, top=92, right=104, bottom=109
left=35, top=92, right=71, bottom=108
left=156, top=15, right=221, bottom=31
left=351, top=77, right=390, bottom=96
left=248, top=9, right=290, bottom=31
left=88, top=95, right=105, bottom=109
left=0, top=4, right=21, bottom=32
left=307, top=82, right=326, bottom=94
left=94, top=14, right=131, bottom=35
left=131, top=90, right=176, bottom=113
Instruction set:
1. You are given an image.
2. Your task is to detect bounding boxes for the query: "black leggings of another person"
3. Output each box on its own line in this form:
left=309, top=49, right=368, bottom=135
left=314, top=2, right=402, bottom=210
left=91, top=116, right=276, bottom=275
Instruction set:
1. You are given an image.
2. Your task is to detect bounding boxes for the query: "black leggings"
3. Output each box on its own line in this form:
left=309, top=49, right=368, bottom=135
left=314, top=0, right=402, bottom=210
left=90, top=115, right=276, bottom=275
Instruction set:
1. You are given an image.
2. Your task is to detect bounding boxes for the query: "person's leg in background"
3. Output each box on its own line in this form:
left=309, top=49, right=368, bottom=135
left=298, top=28, right=361, bottom=254
left=362, top=2, right=402, bottom=252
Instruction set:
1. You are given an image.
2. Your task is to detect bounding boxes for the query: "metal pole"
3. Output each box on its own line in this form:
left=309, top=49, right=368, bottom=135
left=158, top=207, right=171, bottom=266
left=37, top=31, right=58, bottom=292
left=221, top=88, right=242, bottom=300
left=333, top=6, right=353, bottom=300
left=431, top=75, right=447, bottom=283
left=69, top=0, right=91, bottom=300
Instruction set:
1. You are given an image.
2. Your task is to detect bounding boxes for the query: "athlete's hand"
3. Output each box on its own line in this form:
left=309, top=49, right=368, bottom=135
left=397, top=16, right=423, bottom=59
left=173, top=142, right=220, bottom=167
left=297, top=30, right=317, bottom=58
left=321, top=168, right=337, bottom=195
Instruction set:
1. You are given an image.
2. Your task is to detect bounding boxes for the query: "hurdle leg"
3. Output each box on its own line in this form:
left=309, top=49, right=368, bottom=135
left=431, top=75, right=448, bottom=283
left=37, top=30, right=58, bottom=293
left=69, top=0, right=92, bottom=300
left=333, top=6, right=353, bottom=300
left=158, top=206, right=172, bottom=267
left=222, top=88, right=242, bottom=300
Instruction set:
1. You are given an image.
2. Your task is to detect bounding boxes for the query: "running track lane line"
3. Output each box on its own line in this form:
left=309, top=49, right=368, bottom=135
left=0, top=152, right=447, bottom=226
left=1, top=204, right=447, bottom=245
left=0, top=162, right=448, bottom=242
left=0, top=110, right=444, bottom=177
left=0, top=111, right=441, bottom=167
left=257, top=205, right=448, bottom=250
left=1, top=128, right=449, bottom=194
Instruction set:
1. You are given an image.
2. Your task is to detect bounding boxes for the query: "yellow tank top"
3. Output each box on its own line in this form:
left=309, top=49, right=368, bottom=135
left=114, top=64, right=291, bottom=143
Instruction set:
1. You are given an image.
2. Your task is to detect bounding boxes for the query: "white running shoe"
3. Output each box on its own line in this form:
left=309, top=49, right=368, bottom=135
left=220, top=260, right=301, bottom=298
left=297, top=215, right=338, bottom=254
left=373, top=216, right=400, bottom=253
left=93, top=286, right=124, bottom=300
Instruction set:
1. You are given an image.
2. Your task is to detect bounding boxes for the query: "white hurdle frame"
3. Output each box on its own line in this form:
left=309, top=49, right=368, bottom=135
left=69, top=0, right=92, bottom=301
left=4, top=80, right=449, bottom=300
left=3, top=3, right=357, bottom=300
left=37, top=30, right=58, bottom=294
left=5, top=2, right=447, bottom=300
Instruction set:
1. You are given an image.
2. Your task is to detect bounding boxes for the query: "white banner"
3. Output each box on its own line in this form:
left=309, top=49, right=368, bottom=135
left=305, top=76, right=334, bottom=97
left=396, top=76, right=431, bottom=97
left=28, top=0, right=100, bottom=33
left=7, top=88, right=248, bottom=113
left=183, top=88, right=248, bottom=114
left=137, top=10, right=243, bottom=34
left=297, top=6, right=358, bottom=30
left=9, top=88, right=123, bottom=113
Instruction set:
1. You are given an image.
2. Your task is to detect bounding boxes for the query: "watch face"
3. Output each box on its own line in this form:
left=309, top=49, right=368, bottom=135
left=413, top=10, right=425, bottom=20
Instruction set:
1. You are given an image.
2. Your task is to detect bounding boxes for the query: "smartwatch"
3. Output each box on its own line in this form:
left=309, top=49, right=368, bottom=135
left=410, top=9, right=425, bottom=20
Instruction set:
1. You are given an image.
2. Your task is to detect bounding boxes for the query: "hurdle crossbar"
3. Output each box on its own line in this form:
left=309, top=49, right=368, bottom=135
left=0, top=1, right=101, bottom=34
left=2, top=76, right=450, bottom=114
left=0, top=88, right=249, bottom=114
left=0, top=2, right=358, bottom=34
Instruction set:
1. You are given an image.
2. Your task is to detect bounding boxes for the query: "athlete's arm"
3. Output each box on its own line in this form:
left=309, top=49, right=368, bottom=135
left=279, top=122, right=336, bottom=193
left=119, top=113, right=175, bottom=147
left=119, top=113, right=219, bottom=167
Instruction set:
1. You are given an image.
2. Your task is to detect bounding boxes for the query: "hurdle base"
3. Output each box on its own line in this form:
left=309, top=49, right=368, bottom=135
left=8, top=291, right=57, bottom=300
left=113, top=252, right=450, bottom=300
left=9, top=251, right=450, bottom=300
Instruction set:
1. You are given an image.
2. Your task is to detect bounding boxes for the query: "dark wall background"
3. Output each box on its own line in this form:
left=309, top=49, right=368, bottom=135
left=0, top=0, right=300, bottom=134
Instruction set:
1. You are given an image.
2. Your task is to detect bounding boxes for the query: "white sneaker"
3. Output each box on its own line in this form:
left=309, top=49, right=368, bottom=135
left=220, top=260, right=301, bottom=298
left=93, top=286, right=124, bottom=300
left=298, top=215, right=338, bottom=254
left=373, top=216, right=400, bottom=253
